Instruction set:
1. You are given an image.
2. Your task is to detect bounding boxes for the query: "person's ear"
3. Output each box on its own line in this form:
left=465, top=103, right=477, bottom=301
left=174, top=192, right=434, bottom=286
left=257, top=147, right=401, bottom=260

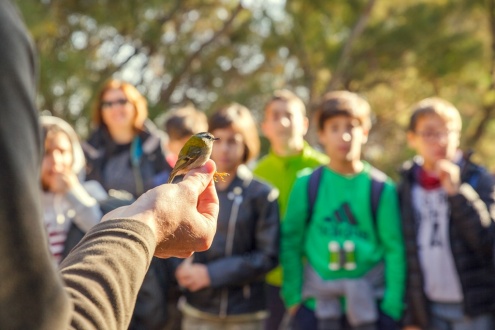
left=407, top=130, right=417, bottom=149
left=301, top=116, right=309, bottom=136
left=261, top=120, right=269, bottom=137
left=317, top=128, right=325, bottom=145
left=361, top=127, right=369, bottom=144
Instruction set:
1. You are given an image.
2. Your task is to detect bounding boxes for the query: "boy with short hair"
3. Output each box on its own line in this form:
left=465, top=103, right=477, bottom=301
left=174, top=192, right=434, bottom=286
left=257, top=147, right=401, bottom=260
left=399, top=97, right=495, bottom=330
left=253, top=89, right=329, bottom=330
left=281, top=91, right=405, bottom=330
left=162, top=104, right=208, bottom=167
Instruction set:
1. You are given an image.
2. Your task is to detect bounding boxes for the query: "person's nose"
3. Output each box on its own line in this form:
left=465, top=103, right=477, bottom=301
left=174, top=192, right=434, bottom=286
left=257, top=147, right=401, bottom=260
left=342, top=132, right=351, bottom=142
left=213, top=141, right=228, bottom=154
left=280, top=117, right=291, bottom=128
left=435, top=133, right=449, bottom=145
left=51, top=150, right=66, bottom=168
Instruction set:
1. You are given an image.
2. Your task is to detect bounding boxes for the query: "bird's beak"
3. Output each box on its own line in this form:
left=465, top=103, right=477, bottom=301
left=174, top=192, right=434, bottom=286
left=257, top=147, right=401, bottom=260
left=213, top=137, right=220, bottom=140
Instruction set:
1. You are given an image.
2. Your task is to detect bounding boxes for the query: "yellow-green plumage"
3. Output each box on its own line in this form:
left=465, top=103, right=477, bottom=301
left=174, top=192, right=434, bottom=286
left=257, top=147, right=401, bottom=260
left=167, top=132, right=218, bottom=183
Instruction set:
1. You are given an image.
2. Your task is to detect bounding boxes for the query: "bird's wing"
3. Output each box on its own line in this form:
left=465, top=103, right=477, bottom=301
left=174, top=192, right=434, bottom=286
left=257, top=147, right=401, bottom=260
left=176, top=145, right=203, bottom=169
left=167, top=146, right=204, bottom=183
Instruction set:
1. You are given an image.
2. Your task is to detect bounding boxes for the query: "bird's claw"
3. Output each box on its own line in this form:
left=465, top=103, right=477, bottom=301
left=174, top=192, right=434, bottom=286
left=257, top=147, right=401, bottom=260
left=213, top=172, right=230, bottom=182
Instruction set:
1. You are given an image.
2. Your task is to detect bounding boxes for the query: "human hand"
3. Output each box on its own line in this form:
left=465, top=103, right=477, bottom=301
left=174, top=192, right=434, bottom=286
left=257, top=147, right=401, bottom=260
left=102, top=159, right=219, bottom=258
left=436, top=159, right=460, bottom=196
left=175, top=257, right=211, bottom=292
left=49, top=170, right=78, bottom=193
left=402, top=326, right=422, bottom=330
left=287, top=304, right=300, bottom=316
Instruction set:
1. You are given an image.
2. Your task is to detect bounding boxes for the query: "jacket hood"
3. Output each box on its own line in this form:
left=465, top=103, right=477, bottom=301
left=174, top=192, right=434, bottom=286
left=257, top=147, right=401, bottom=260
left=40, top=115, right=86, bottom=180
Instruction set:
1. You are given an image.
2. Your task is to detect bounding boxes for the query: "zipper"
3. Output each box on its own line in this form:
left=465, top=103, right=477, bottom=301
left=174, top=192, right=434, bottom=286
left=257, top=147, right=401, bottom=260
left=219, top=186, right=243, bottom=318
left=243, top=284, right=251, bottom=299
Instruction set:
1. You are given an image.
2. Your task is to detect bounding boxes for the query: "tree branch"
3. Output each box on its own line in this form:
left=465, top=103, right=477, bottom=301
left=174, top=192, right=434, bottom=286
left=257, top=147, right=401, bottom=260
left=465, top=0, right=495, bottom=145
left=159, top=3, right=244, bottom=105
left=327, top=0, right=376, bottom=91
left=157, top=0, right=182, bottom=26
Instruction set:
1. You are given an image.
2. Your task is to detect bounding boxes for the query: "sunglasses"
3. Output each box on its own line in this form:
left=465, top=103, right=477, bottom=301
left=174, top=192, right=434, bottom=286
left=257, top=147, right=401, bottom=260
left=101, top=99, right=129, bottom=109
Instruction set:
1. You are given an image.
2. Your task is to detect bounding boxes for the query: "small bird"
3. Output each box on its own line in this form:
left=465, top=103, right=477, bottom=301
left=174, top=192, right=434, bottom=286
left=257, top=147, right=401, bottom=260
left=167, top=132, right=229, bottom=183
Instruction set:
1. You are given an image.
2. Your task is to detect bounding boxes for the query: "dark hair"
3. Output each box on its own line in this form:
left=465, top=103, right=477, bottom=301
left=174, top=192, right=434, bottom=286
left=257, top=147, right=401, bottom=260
left=315, top=91, right=371, bottom=131
left=163, top=105, right=208, bottom=141
left=208, top=103, right=260, bottom=164
left=263, top=89, right=306, bottom=117
left=92, top=79, right=148, bottom=130
left=408, top=97, right=462, bottom=132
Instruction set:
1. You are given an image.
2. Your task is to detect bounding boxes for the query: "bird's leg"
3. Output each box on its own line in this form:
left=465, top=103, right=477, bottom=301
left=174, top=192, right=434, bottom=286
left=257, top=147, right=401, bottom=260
left=213, top=172, right=230, bottom=182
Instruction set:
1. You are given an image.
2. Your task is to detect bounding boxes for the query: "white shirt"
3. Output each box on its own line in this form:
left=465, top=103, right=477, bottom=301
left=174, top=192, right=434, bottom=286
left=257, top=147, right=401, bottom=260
left=412, top=184, right=463, bottom=302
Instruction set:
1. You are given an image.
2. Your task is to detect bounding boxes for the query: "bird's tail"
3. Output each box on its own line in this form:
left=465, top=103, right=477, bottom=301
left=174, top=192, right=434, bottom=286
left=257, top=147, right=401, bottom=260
left=167, top=174, right=176, bottom=184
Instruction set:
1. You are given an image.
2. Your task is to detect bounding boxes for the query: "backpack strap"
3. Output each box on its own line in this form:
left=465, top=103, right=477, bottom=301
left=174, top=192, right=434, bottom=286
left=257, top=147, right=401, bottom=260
left=306, top=165, right=386, bottom=226
left=130, top=136, right=144, bottom=196
left=307, top=166, right=324, bottom=224
left=369, top=167, right=387, bottom=226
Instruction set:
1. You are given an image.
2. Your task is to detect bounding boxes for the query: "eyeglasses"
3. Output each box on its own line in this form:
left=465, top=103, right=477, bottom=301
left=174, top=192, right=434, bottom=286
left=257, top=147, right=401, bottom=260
left=415, top=130, right=458, bottom=141
left=101, top=99, right=128, bottom=110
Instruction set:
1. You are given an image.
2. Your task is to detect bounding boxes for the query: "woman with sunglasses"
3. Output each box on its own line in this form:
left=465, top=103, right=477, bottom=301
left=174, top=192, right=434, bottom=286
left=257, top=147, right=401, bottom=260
left=83, top=79, right=173, bottom=330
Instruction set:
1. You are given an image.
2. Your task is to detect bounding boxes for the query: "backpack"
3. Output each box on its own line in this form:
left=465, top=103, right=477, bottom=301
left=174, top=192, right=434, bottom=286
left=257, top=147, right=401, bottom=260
left=306, top=165, right=387, bottom=228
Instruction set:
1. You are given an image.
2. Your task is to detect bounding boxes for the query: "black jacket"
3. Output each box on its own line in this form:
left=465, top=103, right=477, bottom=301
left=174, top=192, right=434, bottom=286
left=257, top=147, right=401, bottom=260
left=83, top=121, right=172, bottom=330
left=398, top=156, right=495, bottom=328
left=183, top=165, right=280, bottom=317
left=83, top=120, right=171, bottom=198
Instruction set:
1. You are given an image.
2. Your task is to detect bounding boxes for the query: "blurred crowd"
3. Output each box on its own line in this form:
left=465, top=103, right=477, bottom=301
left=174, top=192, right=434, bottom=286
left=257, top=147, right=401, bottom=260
left=40, top=78, right=495, bottom=330
left=3, top=1, right=494, bottom=329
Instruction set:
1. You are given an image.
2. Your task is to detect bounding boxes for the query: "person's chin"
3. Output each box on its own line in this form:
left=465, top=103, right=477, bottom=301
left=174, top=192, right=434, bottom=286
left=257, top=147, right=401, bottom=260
left=216, top=165, right=231, bottom=173
left=433, top=153, right=447, bottom=161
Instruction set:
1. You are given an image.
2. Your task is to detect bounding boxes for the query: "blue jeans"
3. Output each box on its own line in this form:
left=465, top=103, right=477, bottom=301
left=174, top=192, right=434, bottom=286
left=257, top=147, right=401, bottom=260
left=291, top=305, right=318, bottom=330
left=290, top=306, right=398, bottom=330
left=264, top=284, right=287, bottom=330
left=429, top=302, right=493, bottom=330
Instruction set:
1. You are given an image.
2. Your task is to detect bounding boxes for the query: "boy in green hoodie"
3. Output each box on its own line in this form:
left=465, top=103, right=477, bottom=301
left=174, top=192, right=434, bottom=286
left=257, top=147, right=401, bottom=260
left=253, top=89, right=328, bottom=330
left=281, top=91, right=405, bottom=330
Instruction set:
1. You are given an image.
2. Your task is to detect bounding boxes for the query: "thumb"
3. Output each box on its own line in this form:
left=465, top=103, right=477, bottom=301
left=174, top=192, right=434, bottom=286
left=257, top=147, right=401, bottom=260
left=183, top=256, right=194, bottom=265
left=179, top=159, right=216, bottom=193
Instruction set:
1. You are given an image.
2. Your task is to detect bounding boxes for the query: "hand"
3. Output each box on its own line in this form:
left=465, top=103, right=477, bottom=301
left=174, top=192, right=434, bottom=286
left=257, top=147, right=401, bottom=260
left=436, top=159, right=460, bottom=196
left=288, top=304, right=300, bottom=316
left=49, top=170, right=78, bottom=193
left=102, top=159, right=219, bottom=259
left=402, top=326, right=422, bottom=330
left=176, top=257, right=211, bottom=292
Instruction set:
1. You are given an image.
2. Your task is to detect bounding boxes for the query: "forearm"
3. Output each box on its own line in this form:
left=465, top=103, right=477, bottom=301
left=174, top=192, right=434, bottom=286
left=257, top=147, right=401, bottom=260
left=66, top=183, right=102, bottom=232
left=280, top=223, right=305, bottom=307
left=0, top=1, right=71, bottom=328
left=450, top=183, right=495, bottom=254
left=381, top=250, right=406, bottom=319
left=378, top=186, right=406, bottom=319
left=60, top=219, right=155, bottom=330
left=280, top=181, right=307, bottom=307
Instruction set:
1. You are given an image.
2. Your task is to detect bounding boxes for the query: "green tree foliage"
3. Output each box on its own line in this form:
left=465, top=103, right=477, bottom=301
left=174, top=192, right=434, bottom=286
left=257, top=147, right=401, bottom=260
left=15, top=0, right=495, bottom=174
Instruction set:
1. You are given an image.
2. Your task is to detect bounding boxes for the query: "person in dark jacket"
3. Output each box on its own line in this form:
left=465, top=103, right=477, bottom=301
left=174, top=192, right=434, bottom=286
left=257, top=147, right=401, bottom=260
left=175, top=103, right=280, bottom=330
left=0, top=2, right=219, bottom=329
left=398, top=97, right=495, bottom=330
left=83, top=79, right=173, bottom=330
left=83, top=79, right=172, bottom=197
